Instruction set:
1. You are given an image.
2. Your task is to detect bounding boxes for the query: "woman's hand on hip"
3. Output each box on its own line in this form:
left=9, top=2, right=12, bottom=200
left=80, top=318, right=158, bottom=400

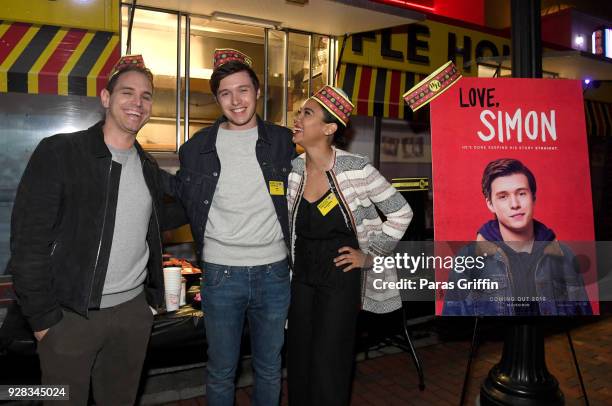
left=334, top=247, right=371, bottom=272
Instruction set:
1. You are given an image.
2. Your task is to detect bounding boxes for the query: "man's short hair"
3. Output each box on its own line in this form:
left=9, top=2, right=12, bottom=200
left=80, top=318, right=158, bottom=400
left=210, top=61, right=260, bottom=96
left=481, top=158, right=537, bottom=201
left=105, top=66, right=154, bottom=94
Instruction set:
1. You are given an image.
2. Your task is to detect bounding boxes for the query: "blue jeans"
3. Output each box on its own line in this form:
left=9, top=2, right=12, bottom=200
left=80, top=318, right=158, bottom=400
left=202, top=258, right=290, bottom=406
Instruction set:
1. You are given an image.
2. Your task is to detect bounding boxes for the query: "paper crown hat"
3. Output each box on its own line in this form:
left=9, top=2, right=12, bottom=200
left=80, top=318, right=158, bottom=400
left=311, top=85, right=354, bottom=126
left=213, top=48, right=253, bottom=69
left=109, top=54, right=153, bottom=82
left=403, top=61, right=461, bottom=112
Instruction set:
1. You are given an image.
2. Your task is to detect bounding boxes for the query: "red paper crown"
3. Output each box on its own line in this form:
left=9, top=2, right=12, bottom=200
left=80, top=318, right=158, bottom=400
left=311, top=85, right=354, bottom=126
left=402, top=61, right=461, bottom=112
left=213, top=48, right=253, bottom=69
left=109, top=54, right=153, bottom=82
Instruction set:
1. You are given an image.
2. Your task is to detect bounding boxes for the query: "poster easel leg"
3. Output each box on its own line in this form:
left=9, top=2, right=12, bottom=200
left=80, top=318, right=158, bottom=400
left=567, top=329, right=590, bottom=406
left=460, top=317, right=480, bottom=406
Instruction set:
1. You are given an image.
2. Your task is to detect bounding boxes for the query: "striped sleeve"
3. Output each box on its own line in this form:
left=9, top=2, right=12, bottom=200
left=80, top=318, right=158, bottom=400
left=362, top=162, right=413, bottom=255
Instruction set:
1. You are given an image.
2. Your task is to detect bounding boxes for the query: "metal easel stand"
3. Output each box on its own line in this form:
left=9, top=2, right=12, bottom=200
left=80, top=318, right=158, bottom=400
left=376, top=304, right=426, bottom=391
left=566, top=329, right=590, bottom=406
left=460, top=317, right=481, bottom=406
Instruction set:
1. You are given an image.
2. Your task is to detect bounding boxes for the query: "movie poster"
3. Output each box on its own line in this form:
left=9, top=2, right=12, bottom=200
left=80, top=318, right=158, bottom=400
left=429, top=77, right=599, bottom=316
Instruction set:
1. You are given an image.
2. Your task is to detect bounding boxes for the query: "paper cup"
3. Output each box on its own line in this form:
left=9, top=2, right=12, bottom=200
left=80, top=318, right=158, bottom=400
left=163, top=267, right=182, bottom=312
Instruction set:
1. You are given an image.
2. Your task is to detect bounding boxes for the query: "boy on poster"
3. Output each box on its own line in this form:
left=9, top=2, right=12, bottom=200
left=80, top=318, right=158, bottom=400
left=423, top=76, right=598, bottom=316
left=441, top=157, right=592, bottom=316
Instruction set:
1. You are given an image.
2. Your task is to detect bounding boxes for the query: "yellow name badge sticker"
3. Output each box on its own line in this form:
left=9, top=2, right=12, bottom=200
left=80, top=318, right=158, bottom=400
left=269, top=181, right=285, bottom=196
left=317, top=193, right=339, bottom=216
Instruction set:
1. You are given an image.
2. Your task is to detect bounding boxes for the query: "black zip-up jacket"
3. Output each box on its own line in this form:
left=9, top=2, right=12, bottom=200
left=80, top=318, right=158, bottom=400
left=167, top=116, right=295, bottom=260
left=9, top=121, right=185, bottom=332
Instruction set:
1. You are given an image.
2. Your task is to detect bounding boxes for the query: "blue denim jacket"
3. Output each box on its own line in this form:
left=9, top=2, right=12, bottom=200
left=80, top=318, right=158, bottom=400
left=442, top=240, right=593, bottom=316
left=164, top=116, right=295, bottom=260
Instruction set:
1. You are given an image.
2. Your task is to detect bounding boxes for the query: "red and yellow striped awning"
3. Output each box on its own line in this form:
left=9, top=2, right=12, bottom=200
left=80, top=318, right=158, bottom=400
left=337, top=62, right=428, bottom=120
left=585, top=99, right=612, bottom=137
left=0, top=21, right=119, bottom=97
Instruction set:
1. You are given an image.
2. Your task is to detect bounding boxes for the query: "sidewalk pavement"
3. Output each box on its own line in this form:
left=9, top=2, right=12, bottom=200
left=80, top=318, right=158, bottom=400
left=163, top=316, right=611, bottom=406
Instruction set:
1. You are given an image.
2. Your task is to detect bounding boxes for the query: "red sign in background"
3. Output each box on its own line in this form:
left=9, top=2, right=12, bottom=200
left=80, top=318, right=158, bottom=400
left=430, top=77, right=598, bottom=315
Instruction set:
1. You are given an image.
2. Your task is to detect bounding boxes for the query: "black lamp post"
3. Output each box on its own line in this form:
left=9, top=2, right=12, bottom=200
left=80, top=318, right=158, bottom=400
left=480, top=1, right=564, bottom=405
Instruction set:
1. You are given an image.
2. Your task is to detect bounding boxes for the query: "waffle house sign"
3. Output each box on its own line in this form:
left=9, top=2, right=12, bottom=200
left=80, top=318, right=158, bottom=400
left=340, top=17, right=511, bottom=76
left=336, top=17, right=511, bottom=119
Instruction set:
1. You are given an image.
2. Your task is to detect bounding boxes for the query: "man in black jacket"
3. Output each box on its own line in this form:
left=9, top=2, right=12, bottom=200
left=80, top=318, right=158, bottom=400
left=9, top=55, right=182, bottom=405
left=168, top=49, right=294, bottom=406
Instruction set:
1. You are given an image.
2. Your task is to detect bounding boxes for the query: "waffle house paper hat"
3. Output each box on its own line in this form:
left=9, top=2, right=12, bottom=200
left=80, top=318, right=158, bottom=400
left=311, top=85, right=355, bottom=126
left=213, top=48, right=253, bottom=69
left=109, top=54, right=153, bottom=82
left=403, top=61, right=461, bottom=112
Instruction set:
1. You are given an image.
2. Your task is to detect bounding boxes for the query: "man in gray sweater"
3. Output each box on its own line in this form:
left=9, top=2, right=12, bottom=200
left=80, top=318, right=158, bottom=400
left=169, top=49, right=294, bottom=406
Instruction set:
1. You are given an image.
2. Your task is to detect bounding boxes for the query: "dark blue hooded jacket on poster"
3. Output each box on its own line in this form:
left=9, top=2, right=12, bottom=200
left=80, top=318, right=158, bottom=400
left=442, top=219, right=593, bottom=316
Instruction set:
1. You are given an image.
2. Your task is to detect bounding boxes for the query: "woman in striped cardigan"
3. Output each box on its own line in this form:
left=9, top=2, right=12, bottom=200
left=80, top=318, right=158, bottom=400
left=287, top=86, right=413, bottom=406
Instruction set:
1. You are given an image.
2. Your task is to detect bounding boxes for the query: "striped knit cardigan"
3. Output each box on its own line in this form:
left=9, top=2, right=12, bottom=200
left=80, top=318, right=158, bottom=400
left=287, top=148, right=413, bottom=314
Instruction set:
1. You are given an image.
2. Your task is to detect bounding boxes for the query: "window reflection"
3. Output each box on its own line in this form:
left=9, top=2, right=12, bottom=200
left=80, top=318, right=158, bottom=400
left=312, top=35, right=329, bottom=93
left=121, top=8, right=180, bottom=151
left=287, top=32, right=310, bottom=124
left=121, top=6, right=332, bottom=150
left=187, top=19, right=264, bottom=138
left=267, top=30, right=286, bottom=125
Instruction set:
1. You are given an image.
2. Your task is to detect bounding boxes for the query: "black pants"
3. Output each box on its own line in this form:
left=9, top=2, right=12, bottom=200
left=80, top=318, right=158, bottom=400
left=287, top=271, right=361, bottom=406
left=37, top=292, right=154, bottom=406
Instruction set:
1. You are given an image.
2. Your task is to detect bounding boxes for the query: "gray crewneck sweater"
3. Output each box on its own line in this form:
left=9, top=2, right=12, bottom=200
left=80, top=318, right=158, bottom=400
left=203, top=126, right=286, bottom=266
left=100, top=144, right=152, bottom=308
